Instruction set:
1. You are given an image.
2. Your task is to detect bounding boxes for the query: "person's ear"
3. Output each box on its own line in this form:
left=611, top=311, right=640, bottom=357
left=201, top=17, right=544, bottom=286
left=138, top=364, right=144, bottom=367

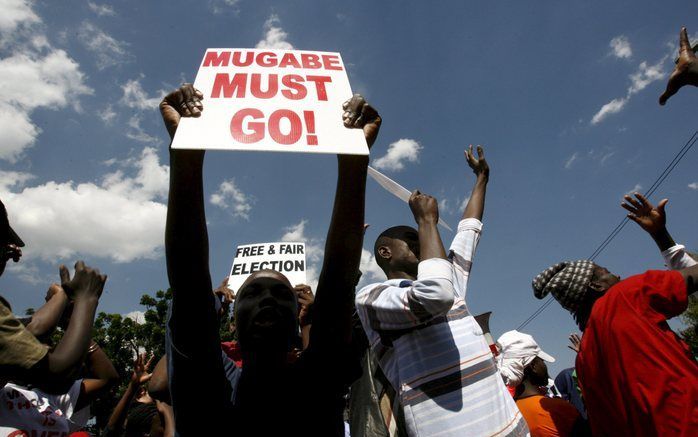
left=377, top=246, right=391, bottom=261
left=588, top=281, right=607, bottom=294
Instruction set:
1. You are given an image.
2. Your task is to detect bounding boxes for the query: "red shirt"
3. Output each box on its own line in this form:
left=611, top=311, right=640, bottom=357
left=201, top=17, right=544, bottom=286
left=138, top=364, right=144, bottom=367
left=576, top=270, right=698, bottom=437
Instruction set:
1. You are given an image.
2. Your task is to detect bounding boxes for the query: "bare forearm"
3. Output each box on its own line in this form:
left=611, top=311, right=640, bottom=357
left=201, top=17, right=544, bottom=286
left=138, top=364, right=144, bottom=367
left=462, top=174, right=488, bottom=221
left=312, top=155, right=368, bottom=344
left=25, top=292, right=68, bottom=337
left=649, top=227, right=676, bottom=252
left=106, top=381, right=139, bottom=431
left=47, top=297, right=98, bottom=376
left=166, top=150, right=211, bottom=293
left=418, top=221, right=447, bottom=261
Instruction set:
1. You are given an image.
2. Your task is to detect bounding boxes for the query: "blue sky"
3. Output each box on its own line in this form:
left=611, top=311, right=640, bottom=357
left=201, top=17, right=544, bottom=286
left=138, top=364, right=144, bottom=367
left=1, top=0, right=697, bottom=376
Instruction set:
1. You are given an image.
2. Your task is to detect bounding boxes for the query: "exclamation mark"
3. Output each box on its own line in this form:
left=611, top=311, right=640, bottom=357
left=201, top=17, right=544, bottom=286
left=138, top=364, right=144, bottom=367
left=304, top=111, right=318, bottom=146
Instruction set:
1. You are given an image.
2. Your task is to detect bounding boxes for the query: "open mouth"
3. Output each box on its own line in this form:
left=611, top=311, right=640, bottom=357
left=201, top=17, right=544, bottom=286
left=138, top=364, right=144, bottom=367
left=252, top=307, right=282, bottom=328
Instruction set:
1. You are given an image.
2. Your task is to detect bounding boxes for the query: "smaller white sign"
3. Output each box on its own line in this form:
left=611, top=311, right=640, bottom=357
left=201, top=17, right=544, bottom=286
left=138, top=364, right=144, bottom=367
left=228, top=242, right=307, bottom=293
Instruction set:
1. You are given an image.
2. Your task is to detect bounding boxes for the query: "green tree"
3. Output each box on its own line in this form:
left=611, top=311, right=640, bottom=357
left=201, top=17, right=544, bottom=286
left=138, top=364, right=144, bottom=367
left=680, top=295, right=698, bottom=357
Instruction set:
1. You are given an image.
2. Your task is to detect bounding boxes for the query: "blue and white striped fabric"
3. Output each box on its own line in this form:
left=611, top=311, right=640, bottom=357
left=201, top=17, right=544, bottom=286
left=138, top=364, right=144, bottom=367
left=356, top=218, right=529, bottom=437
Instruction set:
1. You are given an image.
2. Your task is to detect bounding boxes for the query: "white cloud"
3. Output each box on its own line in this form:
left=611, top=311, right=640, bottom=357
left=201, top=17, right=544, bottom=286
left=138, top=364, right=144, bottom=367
left=120, top=78, right=163, bottom=111
left=0, top=147, right=170, bottom=263
left=98, top=104, right=117, bottom=124
left=0, top=2, right=92, bottom=162
left=5, top=262, right=50, bottom=286
left=438, top=198, right=451, bottom=215
left=564, top=152, right=579, bottom=169
left=627, top=60, right=665, bottom=94
left=280, top=220, right=322, bottom=290
left=591, top=97, right=627, bottom=125
left=624, top=183, right=642, bottom=196
left=609, top=36, right=632, bottom=59
left=77, top=21, right=131, bottom=70
left=372, top=138, right=423, bottom=171
left=0, top=0, right=39, bottom=37
left=357, top=248, right=385, bottom=288
left=688, top=182, right=698, bottom=190
left=459, top=195, right=471, bottom=212
left=126, top=116, right=160, bottom=144
left=209, top=179, right=253, bottom=219
left=124, top=310, right=145, bottom=324
left=256, top=14, right=294, bottom=50
left=591, top=56, right=667, bottom=125
left=209, top=0, right=240, bottom=14
left=87, top=1, right=115, bottom=17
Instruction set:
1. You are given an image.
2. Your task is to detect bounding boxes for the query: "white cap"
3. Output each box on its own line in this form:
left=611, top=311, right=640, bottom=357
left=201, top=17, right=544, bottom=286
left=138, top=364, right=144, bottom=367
left=497, top=330, right=555, bottom=365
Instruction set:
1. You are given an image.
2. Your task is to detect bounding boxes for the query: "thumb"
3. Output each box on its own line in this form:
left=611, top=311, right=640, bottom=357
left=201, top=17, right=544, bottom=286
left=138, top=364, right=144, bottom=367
left=657, top=198, right=668, bottom=214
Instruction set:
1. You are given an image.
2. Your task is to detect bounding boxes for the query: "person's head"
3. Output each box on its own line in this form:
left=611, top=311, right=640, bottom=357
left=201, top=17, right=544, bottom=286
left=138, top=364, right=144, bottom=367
left=0, top=200, right=24, bottom=276
left=374, top=225, right=420, bottom=277
left=532, top=260, right=620, bottom=331
left=125, top=401, right=162, bottom=437
left=496, top=330, right=555, bottom=388
left=233, top=269, right=298, bottom=354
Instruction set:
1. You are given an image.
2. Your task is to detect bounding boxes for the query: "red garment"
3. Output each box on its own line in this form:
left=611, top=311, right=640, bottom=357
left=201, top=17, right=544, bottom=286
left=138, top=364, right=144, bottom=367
left=220, top=341, right=244, bottom=367
left=576, top=270, right=698, bottom=437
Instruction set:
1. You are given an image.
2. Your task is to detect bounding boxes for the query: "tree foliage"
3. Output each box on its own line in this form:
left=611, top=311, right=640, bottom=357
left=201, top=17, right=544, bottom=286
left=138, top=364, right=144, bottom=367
left=679, top=295, right=698, bottom=357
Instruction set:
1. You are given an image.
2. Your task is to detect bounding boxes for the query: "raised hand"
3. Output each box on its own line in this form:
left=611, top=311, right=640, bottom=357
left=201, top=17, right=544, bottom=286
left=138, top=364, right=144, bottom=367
left=621, top=193, right=668, bottom=236
left=213, top=277, right=235, bottom=307
left=568, top=333, right=581, bottom=353
left=294, top=284, right=315, bottom=327
left=160, top=83, right=204, bottom=139
left=659, top=27, right=698, bottom=105
left=59, top=261, right=107, bottom=301
left=44, top=283, right=66, bottom=302
left=409, top=190, right=439, bottom=225
left=131, top=353, right=154, bottom=385
left=342, top=94, right=382, bottom=149
left=465, top=145, right=489, bottom=179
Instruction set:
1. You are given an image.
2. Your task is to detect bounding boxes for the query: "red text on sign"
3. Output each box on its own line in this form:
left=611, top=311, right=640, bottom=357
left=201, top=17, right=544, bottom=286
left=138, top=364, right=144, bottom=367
left=230, top=109, right=317, bottom=146
left=211, top=73, right=332, bottom=101
left=203, top=51, right=343, bottom=71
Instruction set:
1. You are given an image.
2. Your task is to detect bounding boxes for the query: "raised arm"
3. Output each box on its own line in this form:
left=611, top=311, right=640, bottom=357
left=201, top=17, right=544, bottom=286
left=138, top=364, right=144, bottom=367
left=104, top=353, right=153, bottom=436
left=24, top=283, right=69, bottom=338
left=310, top=94, right=379, bottom=347
left=621, top=193, right=696, bottom=269
left=34, top=262, right=105, bottom=381
left=161, top=84, right=228, bottom=433
left=461, top=145, right=489, bottom=221
left=659, top=27, right=698, bottom=105
left=75, top=340, right=119, bottom=410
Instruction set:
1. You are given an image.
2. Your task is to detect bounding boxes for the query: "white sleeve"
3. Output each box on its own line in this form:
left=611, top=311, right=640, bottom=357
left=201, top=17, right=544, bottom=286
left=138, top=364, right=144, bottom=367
left=355, top=259, right=455, bottom=331
left=449, top=218, right=483, bottom=300
left=661, top=244, right=698, bottom=270
left=47, top=379, right=82, bottom=420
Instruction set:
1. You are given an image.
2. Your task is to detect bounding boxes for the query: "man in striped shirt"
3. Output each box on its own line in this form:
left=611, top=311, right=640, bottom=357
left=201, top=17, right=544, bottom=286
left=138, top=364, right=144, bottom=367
left=355, top=146, right=528, bottom=437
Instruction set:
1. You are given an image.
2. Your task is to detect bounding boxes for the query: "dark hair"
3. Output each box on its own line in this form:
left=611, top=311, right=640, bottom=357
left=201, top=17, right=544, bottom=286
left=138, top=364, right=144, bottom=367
left=572, top=270, right=603, bottom=331
left=125, top=402, right=158, bottom=436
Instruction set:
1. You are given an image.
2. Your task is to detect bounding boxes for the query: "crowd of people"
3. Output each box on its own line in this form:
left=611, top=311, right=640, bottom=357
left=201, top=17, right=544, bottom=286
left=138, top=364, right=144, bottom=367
left=0, top=27, right=697, bottom=437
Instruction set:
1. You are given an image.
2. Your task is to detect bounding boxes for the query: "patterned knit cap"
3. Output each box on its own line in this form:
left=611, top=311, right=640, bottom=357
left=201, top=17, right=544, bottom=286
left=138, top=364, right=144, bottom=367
left=531, top=260, right=595, bottom=313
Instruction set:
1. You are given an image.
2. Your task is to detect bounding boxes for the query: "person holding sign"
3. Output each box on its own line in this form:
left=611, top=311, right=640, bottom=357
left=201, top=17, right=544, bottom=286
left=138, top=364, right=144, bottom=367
left=161, top=83, right=380, bottom=435
left=355, top=147, right=529, bottom=437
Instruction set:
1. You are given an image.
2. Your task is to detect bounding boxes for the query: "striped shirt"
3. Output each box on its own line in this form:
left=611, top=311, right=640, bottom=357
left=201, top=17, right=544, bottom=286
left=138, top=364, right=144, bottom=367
left=356, top=218, right=529, bottom=437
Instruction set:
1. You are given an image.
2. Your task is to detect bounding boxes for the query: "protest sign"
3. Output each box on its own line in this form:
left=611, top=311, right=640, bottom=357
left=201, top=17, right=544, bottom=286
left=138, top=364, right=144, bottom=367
left=171, top=49, right=368, bottom=155
left=228, top=242, right=307, bottom=293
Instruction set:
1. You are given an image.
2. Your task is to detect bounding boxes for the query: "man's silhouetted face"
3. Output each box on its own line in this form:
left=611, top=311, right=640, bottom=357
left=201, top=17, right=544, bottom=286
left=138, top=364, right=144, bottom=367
left=375, top=225, right=420, bottom=277
left=234, top=270, right=298, bottom=354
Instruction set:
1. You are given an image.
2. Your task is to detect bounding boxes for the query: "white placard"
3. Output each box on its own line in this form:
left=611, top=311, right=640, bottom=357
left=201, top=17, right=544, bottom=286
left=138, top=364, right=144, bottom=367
left=228, top=242, right=307, bottom=293
left=171, top=49, right=368, bottom=155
